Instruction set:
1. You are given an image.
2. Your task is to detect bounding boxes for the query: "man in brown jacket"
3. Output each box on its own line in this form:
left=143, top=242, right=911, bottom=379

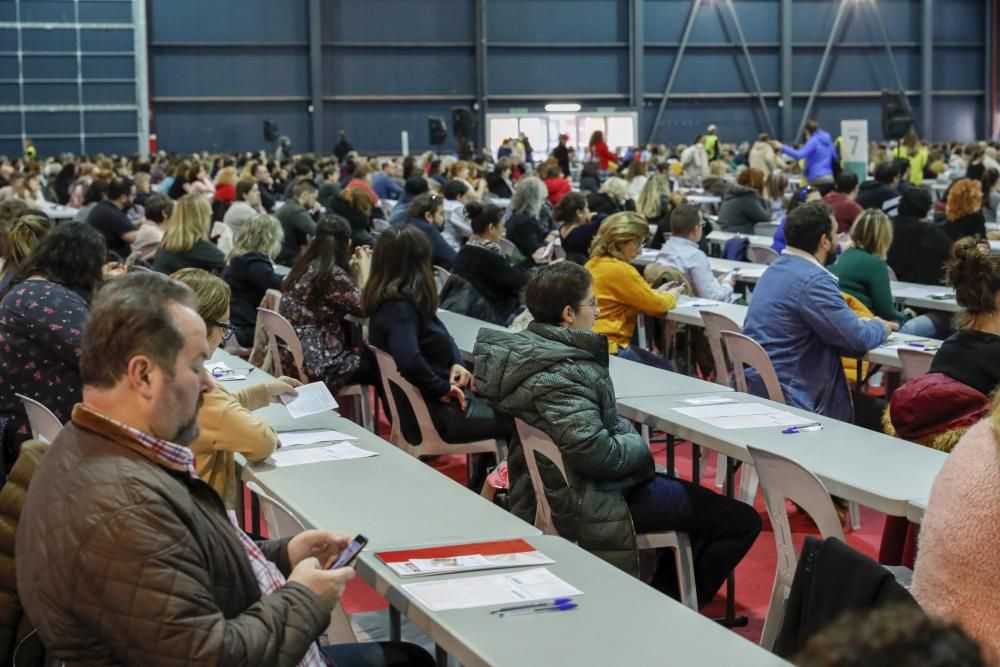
left=15, top=272, right=430, bottom=666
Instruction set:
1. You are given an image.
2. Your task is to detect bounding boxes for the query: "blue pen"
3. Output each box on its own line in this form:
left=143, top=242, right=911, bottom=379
left=500, top=602, right=578, bottom=618
left=782, top=423, right=822, bottom=434
left=489, top=598, right=572, bottom=615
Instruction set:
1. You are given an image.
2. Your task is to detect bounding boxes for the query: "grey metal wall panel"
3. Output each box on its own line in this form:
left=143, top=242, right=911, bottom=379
left=149, top=0, right=307, bottom=42
left=644, top=50, right=780, bottom=94
left=324, top=0, right=474, bottom=41
left=486, top=0, right=627, bottom=42
left=323, top=47, right=475, bottom=96
left=487, top=49, right=629, bottom=95
left=151, top=49, right=310, bottom=98
left=154, top=102, right=309, bottom=154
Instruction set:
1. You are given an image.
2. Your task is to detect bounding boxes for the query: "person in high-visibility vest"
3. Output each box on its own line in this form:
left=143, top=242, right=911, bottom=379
left=892, top=129, right=929, bottom=185
left=704, top=124, right=721, bottom=161
left=23, top=139, right=36, bottom=162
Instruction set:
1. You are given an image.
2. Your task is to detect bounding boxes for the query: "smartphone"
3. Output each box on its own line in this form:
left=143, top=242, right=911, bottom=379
left=329, top=534, right=368, bottom=569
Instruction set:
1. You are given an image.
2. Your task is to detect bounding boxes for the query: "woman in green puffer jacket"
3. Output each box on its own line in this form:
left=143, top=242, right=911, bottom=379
left=473, top=262, right=761, bottom=605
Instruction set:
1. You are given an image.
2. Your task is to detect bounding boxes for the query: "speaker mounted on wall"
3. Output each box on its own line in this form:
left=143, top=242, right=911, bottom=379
left=428, top=116, right=448, bottom=146
left=881, top=90, right=914, bottom=140
left=263, top=120, right=279, bottom=143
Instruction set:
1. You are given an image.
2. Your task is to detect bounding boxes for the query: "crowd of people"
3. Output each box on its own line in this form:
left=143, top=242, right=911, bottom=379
left=0, top=117, right=997, bottom=665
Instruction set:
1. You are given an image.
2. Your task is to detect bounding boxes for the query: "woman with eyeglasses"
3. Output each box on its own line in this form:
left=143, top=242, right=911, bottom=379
left=170, top=268, right=301, bottom=507
left=585, top=212, right=683, bottom=369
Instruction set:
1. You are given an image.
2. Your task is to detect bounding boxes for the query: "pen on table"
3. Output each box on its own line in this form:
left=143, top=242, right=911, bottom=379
left=782, top=423, right=823, bottom=434
left=499, top=602, right=578, bottom=618
left=489, top=598, right=573, bottom=615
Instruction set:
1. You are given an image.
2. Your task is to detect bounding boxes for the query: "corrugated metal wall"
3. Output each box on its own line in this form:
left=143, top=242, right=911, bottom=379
left=0, top=0, right=992, bottom=156
left=0, top=0, right=143, bottom=157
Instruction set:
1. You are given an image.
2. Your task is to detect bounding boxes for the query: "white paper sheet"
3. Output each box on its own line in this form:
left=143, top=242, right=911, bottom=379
left=280, top=382, right=338, bottom=418
left=673, top=402, right=815, bottom=429
left=681, top=396, right=737, bottom=406
left=278, top=429, right=358, bottom=448
left=267, top=443, right=377, bottom=467
left=401, top=568, right=582, bottom=612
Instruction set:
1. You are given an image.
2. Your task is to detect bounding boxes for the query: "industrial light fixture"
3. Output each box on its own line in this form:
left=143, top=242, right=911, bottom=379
left=544, top=103, right=581, bottom=112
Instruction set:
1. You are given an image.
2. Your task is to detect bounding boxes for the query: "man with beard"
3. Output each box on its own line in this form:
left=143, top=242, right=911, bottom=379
left=741, top=202, right=892, bottom=423
left=16, top=272, right=432, bottom=666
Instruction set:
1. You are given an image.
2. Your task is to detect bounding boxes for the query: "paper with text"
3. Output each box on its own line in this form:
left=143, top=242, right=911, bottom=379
left=280, top=382, right=338, bottom=418
left=401, top=568, right=581, bottom=611
left=278, top=429, right=358, bottom=448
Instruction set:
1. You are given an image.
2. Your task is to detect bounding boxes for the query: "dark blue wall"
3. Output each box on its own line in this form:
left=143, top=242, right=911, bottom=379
left=2, top=0, right=992, bottom=156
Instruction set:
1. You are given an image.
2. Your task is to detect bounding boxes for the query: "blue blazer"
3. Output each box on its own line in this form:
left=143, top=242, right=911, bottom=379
left=742, top=254, right=886, bottom=422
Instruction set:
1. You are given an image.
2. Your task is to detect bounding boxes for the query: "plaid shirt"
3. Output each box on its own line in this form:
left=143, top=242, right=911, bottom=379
left=73, top=405, right=329, bottom=667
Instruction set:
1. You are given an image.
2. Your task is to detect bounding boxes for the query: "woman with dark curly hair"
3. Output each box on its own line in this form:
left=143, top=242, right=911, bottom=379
left=944, top=178, right=986, bottom=242
left=0, top=223, right=108, bottom=480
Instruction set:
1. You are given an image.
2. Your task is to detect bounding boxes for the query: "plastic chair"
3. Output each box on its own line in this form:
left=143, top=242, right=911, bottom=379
left=898, top=347, right=935, bottom=382
left=14, top=394, right=63, bottom=444
left=515, top=419, right=698, bottom=611
left=753, top=222, right=779, bottom=238
left=433, top=265, right=451, bottom=293
left=720, top=331, right=783, bottom=503
left=496, top=238, right=516, bottom=258
left=700, top=311, right=742, bottom=488
left=258, top=308, right=372, bottom=430
left=747, top=446, right=846, bottom=651
left=245, top=480, right=358, bottom=644
left=748, top=243, right=780, bottom=265
left=370, top=347, right=502, bottom=483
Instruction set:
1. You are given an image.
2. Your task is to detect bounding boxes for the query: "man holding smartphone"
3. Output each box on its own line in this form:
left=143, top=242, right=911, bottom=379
left=655, top=204, right=738, bottom=303
left=17, top=273, right=432, bottom=667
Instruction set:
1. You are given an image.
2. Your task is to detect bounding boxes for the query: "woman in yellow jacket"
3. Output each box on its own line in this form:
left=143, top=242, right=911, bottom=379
left=171, top=268, right=302, bottom=508
left=585, top=212, right=683, bottom=369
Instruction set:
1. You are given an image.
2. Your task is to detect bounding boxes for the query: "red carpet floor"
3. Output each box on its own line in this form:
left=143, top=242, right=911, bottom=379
left=257, top=408, right=887, bottom=645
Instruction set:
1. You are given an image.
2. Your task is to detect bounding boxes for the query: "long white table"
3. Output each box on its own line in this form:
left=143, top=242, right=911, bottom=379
left=907, top=496, right=928, bottom=524
left=619, top=391, right=947, bottom=519
left=359, top=535, right=788, bottom=667
left=211, top=350, right=785, bottom=666
left=437, top=309, right=734, bottom=399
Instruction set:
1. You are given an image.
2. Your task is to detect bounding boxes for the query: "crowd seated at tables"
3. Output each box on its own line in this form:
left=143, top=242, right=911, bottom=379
left=0, top=125, right=998, bottom=664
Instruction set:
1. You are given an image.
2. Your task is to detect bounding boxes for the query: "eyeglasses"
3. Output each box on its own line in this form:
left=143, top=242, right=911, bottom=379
left=578, top=298, right=598, bottom=310
left=208, top=320, right=237, bottom=342
left=211, top=366, right=238, bottom=379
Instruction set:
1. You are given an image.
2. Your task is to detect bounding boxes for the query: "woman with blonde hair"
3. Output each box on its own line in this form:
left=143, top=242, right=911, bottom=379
left=588, top=176, right=629, bottom=216
left=625, top=160, right=648, bottom=202
left=213, top=166, right=238, bottom=203
left=0, top=212, right=53, bottom=291
left=153, top=193, right=225, bottom=275
left=223, top=213, right=284, bottom=347
left=944, top=178, right=986, bottom=241
left=831, top=209, right=914, bottom=326
left=170, top=268, right=300, bottom=507
left=585, top=211, right=682, bottom=368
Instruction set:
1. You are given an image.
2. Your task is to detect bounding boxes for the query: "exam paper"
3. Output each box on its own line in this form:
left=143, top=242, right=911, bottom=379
left=387, top=550, right=555, bottom=578
left=673, top=402, right=815, bottom=430
left=682, top=396, right=736, bottom=406
left=278, top=429, right=358, bottom=448
left=401, top=568, right=582, bottom=612
left=267, top=443, right=377, bottom=467
left=280, top=382, right=338, bottom=418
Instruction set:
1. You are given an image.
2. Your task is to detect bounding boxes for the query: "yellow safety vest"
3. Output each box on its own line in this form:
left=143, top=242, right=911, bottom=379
left=892, top=145, right=928, bottom=185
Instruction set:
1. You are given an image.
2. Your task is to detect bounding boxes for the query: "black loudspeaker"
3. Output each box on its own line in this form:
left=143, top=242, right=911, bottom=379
left=451, top=107, right=475, bottom=141
left=263, top=120, right=279, bottom=143
left=881, top=90, right=914, bottom=140
left=428, top=116, right=448, bottom=146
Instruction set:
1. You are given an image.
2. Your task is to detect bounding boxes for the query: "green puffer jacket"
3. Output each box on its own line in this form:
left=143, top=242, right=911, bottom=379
left=473, top=322, right=655, bottom=576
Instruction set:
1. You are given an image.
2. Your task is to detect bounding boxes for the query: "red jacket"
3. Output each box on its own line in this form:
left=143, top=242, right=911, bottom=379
left=544, top=177, right=571, bottom=206
left=344, top=178, right=379, bottom=206
left=591, top=141, right=618, bottom=170
left=823, top=191, right=863, bottom=234
left=213, top=183, right=235, bottom=203
left=889, top=373, right=989, bottom=440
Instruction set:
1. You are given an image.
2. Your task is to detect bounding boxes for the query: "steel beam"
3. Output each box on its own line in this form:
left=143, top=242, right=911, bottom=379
left=723, top=0, right=775, bottom=137
left=646, top=0, right=703, bottom=144
left=308, top=0, right=323, bottom=153
left=796, top=0, right=851, bottom=140
left=780, top=0, right=792, bottom=141
left=630, top=0, right=643, bottom=110
left=132, top=0, right=150, bottom=156
left=868, top=0, right=908, bottom=98
left=985, top=0, right=993, bottom=139
left=475, top=0, right=487, bottom=150
left=921, top=0, right=934, bottom=139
